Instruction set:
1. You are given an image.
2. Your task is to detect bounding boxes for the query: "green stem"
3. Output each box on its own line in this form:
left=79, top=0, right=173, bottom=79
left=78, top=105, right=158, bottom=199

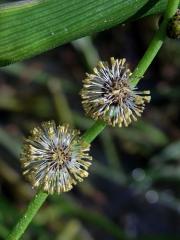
left=82, top=120, right=106, bottom=144
left=131, top=0, right=179, bottom=86
left=7, top=1, right=179, bottom=239
left=7, top=191, right=48, bottom=240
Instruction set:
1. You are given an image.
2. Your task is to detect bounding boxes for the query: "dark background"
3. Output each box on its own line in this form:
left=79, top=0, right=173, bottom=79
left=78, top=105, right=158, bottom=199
left=0, top=14, right=180, bottom=240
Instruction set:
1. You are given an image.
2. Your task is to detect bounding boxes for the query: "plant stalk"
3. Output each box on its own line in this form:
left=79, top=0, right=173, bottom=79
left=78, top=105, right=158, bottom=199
left=82, top=120, right=106, bottom=143
left=131, top=0, right=179, bottom=86
left=7, top=191, right=48, bottom=240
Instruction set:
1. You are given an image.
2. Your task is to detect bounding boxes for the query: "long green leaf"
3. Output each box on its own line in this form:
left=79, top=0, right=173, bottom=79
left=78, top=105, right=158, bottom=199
left=0, top=0, right=175, bottom=66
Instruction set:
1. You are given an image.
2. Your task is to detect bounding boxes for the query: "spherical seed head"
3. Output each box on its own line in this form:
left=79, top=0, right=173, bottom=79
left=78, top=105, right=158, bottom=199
left=81, top=58, right=151, bottom=127
left=20, top=121, right=92, bottom=194
left=167, top=9, right=180, bottom=39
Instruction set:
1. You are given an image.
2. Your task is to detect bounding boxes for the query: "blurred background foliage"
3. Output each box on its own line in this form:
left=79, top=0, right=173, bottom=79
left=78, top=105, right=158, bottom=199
left=0, top=8, right=180, bottom=240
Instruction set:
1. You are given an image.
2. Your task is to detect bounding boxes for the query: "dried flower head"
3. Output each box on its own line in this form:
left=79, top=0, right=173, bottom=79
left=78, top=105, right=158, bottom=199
left=167, top=9, right=180, bottom=39
left=81, top=58, right=151, bottom=127
left=21, top=121, right=92, bottom=194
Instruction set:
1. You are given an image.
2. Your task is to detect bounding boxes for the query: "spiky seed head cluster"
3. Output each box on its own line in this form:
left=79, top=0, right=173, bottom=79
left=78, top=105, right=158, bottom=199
left=20, top=121, right=92, bottom=194
left=81, top=58, right=151, bottom=127
left=167, top=9, right=180, bottom=39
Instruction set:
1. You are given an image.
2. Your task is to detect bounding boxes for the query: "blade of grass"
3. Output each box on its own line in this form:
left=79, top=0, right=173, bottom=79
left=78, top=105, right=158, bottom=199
left=0, top=0, right=179, bottom=66
left=47, top=78, right=74, bottom=126
left=50, top=196, right=126, bottom=239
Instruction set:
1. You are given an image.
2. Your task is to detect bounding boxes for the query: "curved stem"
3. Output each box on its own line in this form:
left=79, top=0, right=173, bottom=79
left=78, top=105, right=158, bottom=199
left=82, top=120, right=106, bottom=143
left=130, top=0, right=179, bottom=86
left=6, top=0, right=179, bottom=239
left=7, top=191, right=48, bottom=240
